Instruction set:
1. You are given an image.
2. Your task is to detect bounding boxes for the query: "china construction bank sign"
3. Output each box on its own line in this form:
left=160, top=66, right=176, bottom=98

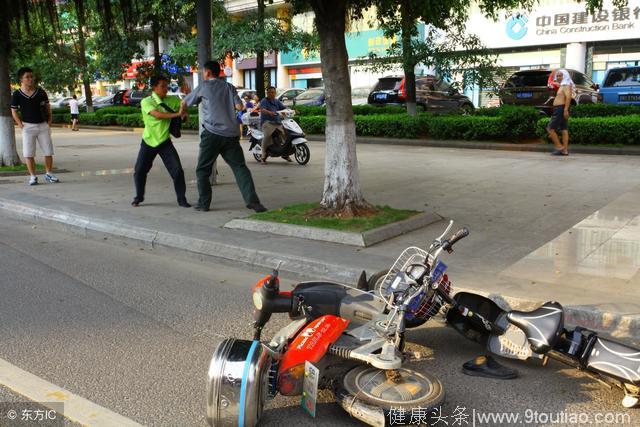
left=466, top=0, right=640, bottom=49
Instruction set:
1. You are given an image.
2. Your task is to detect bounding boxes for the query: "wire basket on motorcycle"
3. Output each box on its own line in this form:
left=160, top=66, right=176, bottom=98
left=376, top=246, right=452, bottom=322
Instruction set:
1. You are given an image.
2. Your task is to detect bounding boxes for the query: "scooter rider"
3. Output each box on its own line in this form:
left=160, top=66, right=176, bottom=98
left=258, top=86, right=290, bottom=163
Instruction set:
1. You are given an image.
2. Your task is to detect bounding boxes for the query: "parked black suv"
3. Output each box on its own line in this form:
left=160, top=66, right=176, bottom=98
left=368, top=75, right=474, bottom=113
left=499, top=69, right=601, bottom=114
left=415, top=76, right=474, bottom=113
left=368, top=76, right=404, bottom=106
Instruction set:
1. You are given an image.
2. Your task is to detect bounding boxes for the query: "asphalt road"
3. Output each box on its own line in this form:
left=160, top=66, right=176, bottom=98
left=0, top=214, right=638, bottom=426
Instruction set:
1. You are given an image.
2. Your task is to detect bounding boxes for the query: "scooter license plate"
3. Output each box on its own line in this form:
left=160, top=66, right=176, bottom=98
left=301, top=361, right=320, bottom=417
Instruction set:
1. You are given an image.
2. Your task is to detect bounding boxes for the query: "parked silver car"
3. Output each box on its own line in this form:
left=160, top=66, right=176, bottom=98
left=277, top=88, right=306, bottom=107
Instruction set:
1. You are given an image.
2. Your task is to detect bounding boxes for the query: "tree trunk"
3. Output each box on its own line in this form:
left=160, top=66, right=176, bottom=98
left=152, top=16, right=162, bottom=74
left=0, top=11, right=21, bottom=167
left=196, top=0, right=217, bottom=184
left=311, top=1, right=369, bottom=214
left=255, top=0, right=265, bottom=97
left=75, top=0, right=94, bottom=112
left=401, top=2, right=417, bottom=116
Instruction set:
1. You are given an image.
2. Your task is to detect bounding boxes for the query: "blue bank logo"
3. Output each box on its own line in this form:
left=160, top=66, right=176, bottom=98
left=506, top=15, right=528, bottom=40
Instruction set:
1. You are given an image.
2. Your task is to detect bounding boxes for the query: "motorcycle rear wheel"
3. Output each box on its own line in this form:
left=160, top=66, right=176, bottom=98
left=294, top=143, right=310, bottom=165
left=336, top=365, right=444, bottom=426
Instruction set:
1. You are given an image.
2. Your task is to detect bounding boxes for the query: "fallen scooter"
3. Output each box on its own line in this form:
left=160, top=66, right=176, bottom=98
left=206, top=261, right=445, bottom=427
left=368, top=220, right=640, bottom=409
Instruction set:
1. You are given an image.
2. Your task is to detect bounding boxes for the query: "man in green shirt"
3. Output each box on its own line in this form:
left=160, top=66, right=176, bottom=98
left=132, top=75, right=190, bottom=207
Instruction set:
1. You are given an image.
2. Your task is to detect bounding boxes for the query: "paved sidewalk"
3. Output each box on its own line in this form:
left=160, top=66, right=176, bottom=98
left=52, top=123, right=640, bottom=155
left=2, top=128, right=640, bottom=338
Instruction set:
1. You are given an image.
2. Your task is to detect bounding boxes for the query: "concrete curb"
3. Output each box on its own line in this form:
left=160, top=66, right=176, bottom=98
left=0, top=168, right=70, bottom=177
left=49, top=124, right=640, bottom=156
left=0, top=197, right=361, bottom=284
left=1, top=196, right=638, bottom=339
left=224, top=212, right=442, bottom=247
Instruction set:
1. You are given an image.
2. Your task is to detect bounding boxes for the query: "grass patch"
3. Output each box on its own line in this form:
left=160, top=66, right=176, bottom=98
left=0, top=163, right=44, bottom=172
left=249, top=202, right=421, bottom=232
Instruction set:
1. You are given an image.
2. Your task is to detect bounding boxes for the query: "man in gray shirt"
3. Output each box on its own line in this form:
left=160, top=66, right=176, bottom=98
left=183, top=61, right=266, bottom=212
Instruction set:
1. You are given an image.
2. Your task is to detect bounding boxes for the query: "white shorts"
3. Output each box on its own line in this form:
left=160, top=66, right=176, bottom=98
left=22, top=122, right=54, bottom=158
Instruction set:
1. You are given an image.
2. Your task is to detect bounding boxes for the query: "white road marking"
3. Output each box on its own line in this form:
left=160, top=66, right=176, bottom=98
left=0, top=358, right=143, bottom=426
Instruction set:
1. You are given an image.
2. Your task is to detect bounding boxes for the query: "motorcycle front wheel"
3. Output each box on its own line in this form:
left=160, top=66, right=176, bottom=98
left=335, top=365, right=445, bottom=426
left=294, top=143, right=310, bottom=165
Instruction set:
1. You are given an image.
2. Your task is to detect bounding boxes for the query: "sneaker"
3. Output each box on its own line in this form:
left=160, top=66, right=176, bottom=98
left=28, top=176, right=38, bottom=186
left=193, top=204, right=210, bottom=212
left=247, top=202, right=267, bottom=213
left=44, top=173, right=59, bottom=183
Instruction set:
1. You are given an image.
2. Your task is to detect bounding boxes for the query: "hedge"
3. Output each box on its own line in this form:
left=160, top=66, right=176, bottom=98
left=94, top=106, right=139, bottom=116
left=536, top=115, right=640, bottom=145
left=427, top=116, right=507, bottom=140
left=298, top=114, right=510, bottom=140
left=473, top=105, right=541, bottom=139
left=569, top=104, right=640, bottom=118
left=295, top=105, right=407, bottom=116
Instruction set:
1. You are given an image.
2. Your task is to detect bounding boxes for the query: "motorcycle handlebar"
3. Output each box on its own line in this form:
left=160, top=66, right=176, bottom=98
left=441, top=227, right=469, bottom=252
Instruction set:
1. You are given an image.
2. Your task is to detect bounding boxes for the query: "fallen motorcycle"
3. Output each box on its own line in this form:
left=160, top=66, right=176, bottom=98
left=206, top=258, right=446, bottom=427
left=368, top=220, right=640, bottom=409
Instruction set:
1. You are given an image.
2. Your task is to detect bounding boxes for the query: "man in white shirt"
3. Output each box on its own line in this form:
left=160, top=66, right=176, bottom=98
left=69, top=95, right=79, bottom=131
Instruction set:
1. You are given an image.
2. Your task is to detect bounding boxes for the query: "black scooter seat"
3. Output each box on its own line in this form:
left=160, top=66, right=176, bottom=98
left=507, top=302, right=564, bottom=354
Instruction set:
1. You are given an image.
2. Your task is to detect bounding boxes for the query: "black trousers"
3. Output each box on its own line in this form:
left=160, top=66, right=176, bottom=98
left=133, top=139, right=187, bottom=204
left=196, top=129, right=260, bottom=209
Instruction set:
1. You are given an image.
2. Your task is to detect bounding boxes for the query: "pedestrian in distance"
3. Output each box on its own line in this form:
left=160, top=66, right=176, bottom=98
left=258, top=86, right=291, bottom=163
left=181, top=60, right=266, bottom=213
left=547, top=69, right=574, bottom=156
left=10, top=67, right=60, bottom=186
left=239, top=95, right=256, bottom=139
left=69, top=95, right=79, bottom=131
left=131, top=74, right=190, bottom=208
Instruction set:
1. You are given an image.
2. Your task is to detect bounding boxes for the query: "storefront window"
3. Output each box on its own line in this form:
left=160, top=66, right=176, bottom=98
left=243, top=69, right=277, bottom=89
left=244, top=70, right=256, bottom=89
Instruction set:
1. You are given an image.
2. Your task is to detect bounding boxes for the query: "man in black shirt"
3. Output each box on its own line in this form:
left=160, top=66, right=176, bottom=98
left=10, top=67, right=59, bottom=185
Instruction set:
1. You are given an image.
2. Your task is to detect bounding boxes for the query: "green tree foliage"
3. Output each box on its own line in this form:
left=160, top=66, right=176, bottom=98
left=134, top=0, right=197, bottom=74
left=168, top=0, right=317, bottom=86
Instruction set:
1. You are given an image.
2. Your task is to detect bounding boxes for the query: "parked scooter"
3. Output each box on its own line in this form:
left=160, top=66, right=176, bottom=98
left=368, top=220, right=640, bottom=410
left=206, top=262, right=445, bottom=427
left=242, top=109, right=310, bottom=165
